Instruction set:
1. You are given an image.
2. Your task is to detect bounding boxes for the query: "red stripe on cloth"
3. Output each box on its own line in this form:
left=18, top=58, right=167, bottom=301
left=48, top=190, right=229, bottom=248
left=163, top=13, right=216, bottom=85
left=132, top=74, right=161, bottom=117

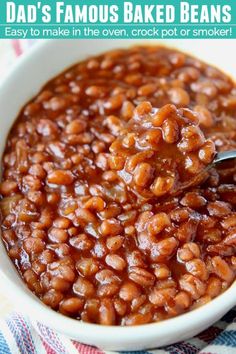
left=42, top=339, right=58, bottom=354
left=7, top=313, right=37, bottom=354
left=16, top=314, right=37, bottom=353
left=197, top=326, right=222, bottom=343
left=12, top=40, right=23, bottom=56
left=72, top=340, right=105, bottom=354
left=37, top=322, right=67, bottom=353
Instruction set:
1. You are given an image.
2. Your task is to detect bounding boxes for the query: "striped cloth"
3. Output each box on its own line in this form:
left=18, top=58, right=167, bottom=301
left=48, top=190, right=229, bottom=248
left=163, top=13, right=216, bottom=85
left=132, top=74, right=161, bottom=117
left=0, top=309, right=236, bottom=354
left=0, top=40, right=236, bottom=354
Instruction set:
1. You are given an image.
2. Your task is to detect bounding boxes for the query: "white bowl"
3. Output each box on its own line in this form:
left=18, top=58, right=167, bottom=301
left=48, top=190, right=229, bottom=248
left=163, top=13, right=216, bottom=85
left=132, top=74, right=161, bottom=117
left=0, top=39, right=236, bottom=351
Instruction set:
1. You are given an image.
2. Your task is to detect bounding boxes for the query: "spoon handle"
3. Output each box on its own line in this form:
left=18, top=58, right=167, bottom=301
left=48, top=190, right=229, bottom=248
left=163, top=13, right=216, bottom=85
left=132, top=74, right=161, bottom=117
left=213, top=150, right=236, bottom=164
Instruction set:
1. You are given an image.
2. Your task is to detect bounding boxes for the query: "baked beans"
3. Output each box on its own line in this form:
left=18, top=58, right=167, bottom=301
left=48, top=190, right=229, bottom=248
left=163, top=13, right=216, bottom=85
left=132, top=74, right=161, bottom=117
left=1, top=46, right=236, bottom=326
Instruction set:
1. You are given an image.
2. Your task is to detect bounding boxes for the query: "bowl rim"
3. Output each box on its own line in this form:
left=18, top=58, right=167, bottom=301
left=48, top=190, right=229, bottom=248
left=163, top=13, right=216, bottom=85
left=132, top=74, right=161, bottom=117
left=1, top=264, right=235, bottom=339
left=0, top=39, right=236, bottom=344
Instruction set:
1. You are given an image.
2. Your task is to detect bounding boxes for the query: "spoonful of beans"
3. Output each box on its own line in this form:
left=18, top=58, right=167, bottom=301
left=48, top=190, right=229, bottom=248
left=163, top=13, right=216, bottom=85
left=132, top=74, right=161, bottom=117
left=108, top=102, right=236, bottom=199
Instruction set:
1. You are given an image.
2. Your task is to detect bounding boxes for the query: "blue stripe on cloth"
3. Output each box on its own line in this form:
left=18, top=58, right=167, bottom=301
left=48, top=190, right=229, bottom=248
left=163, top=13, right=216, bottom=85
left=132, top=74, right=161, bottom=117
left=13, top=313, right=37, bottom=353
left=6, top=314, right=36, bottom=354
left=0, top=331, right=11, bottom=354
left=212, top=329, right=236, bottom=347
left=37, top=322, right=67, bottom=354
left=163, top=341, right=199, bottom=354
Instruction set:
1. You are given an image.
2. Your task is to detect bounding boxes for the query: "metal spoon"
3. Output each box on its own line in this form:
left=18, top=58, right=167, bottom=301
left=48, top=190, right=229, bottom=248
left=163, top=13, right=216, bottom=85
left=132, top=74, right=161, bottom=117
left=212, top=150, right=236, bottom=165
left=175, top=150, right=236, bottom=194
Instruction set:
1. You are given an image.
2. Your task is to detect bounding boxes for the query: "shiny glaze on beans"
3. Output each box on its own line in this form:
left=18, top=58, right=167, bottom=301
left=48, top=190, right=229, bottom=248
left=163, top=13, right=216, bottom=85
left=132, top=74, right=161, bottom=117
left=0, top=46, right=236, bottom=326
left=109, top=102, right=215, bottom=199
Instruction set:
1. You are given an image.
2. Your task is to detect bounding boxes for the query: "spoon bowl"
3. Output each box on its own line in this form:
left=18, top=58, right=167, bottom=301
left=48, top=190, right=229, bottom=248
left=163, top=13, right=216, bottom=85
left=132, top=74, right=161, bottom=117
left=173, top=149, right=236, bottom=195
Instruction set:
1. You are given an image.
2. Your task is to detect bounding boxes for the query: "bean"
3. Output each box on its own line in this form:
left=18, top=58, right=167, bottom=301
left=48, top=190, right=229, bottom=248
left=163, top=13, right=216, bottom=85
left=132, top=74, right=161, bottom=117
left=176, top=220, right=198, bottom=243
left=129, top=267, right=155, bottom=287
left=151, top=237, right=178, bottom=262
left=99, top=299, right=116, bottom=325
left=43, top=289, right=63, bottom=309
left=106, top=235, right=124, bottom=252
left=207, top=201, right=232, bottom=217
left=104, top=94, right=123, bottom=111
left=221, top=215, right=236, bottom=229
left=69, top=234, right=94, bottom=251
left=51, top=277, right=71, bottom=292
left=96, top=269, right=120, bottom=285
left=186, top=259, right=209, bottom=281
left=184, top=154, right=202, bottom=174
left=168, top=87, right=190, bottom=106
left=194, top=105, right=214, bottom=128
left=97, top=283, right=119, bottom=297
left=84, top=197, right=106, bottom=212
left=179, top=274, right=206, bottom=300
left=178, top=126, right=205, bottom=153
left=76, top=258, right=100, bottom=277
left=147, top=213, right=171, bottom=236
left=114, top=298, right=127, bottom=316
left=206, top=276, right=222, bottom=298
left=134, top=101, right=152, bottom=116
left=73, top=277, right=95, bottom=297
left=133, top=163, right=154, bottom=187
left=66, top=119, right=87, bottom=134
left=121, top=101, right=135, bottom=120
left=37, top=119, right=58, bottom=136
left=119, top=281, right=140, bottom=301
left=105, top=254, right=126, bottom=271
left=49, top=228, right=68, bottom=243
left=153, top=264, right=171, bottom=279
left=191, top=80, right=217, bottom=98
left=123, top=313, right=152, bottom=326
left=149, top=287, right=176, bottom=306
left=100, top=219, right=123, bottom=237
left=151, top=176, right=175, bottom=197
left=47, top=170, right=74, bottom=185
left=162, top=118, right=179, bottom=143
left=60, top=298, right=84, bottom=315
left=53, top=217, right=71, bottom=229
left=23, top=237, right=45, bottom=254
left=180, top=192, right=207, bottom=209
left=199, top=141, right=216, bottom=164
left=174, top=291, right=191, bottom=309
left=152, top=104, right=177, bottom=127
left=211, top=256, right=234, bottom=282
left=0, top=180, right=18, bottom=196
left=138, top=84, right=157, bottom=97
left=178, top=243, right=201, bottom=262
